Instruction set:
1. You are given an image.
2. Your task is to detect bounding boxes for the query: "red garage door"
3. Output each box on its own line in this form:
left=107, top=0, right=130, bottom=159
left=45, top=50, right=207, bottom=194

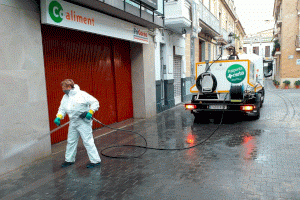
left=41, top=25, right=133, bottom=144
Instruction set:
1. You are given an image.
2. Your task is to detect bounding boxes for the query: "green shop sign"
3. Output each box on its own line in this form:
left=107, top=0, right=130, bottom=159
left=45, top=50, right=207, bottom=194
left=226, top=64, right=246, bottom=84
left=49, top=1, right=63, bottom=23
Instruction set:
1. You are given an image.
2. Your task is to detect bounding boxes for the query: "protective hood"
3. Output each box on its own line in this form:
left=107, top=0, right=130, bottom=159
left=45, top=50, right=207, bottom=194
left=68, top=84, right=80, bottom=96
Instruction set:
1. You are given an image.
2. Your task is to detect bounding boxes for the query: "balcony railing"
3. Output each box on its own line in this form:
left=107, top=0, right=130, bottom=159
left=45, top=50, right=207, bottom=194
left=198, top=1, right=220, bottom=34
left=95, top=0, right=164, bottom=28
left=296, top=35, right=300, bottom=51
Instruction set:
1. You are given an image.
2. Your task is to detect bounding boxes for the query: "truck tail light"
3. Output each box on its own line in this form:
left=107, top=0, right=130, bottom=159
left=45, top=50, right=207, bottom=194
left=185, top=104, right=197, bottom=110
left=240, top=105, right=254, bottom=111
left=186, top=134, right=195, bottom=144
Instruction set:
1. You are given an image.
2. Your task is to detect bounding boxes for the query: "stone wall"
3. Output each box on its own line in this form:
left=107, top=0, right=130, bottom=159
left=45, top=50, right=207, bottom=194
left=278, top=0, right=300, bottom=79
left=0, top=0, right=51, bottom=176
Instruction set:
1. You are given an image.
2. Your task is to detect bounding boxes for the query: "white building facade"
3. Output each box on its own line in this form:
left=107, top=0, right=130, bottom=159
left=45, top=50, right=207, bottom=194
left=243, top=29, right=275, bottom=78
left=155, top=0, right=197, bottom=112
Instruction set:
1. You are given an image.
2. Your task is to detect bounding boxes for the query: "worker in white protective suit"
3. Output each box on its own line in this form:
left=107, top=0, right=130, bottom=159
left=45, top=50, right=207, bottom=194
left=54, top=79, right=101, bottom=168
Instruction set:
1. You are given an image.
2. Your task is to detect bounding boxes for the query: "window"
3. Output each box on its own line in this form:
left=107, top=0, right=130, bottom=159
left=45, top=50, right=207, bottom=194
left=249, top=63, right=255, bottom=84
left=243, top=47, right=247, bottom=54
left=203, top=0, right=210, bottom=9
left=265, top=46, right=270, bottom=57
left=199, top=41, right=202, bottom=62
left=226, top=20, right=228, bottom=31
left=214, top=45, right=217, bottom=59
left=208, top=43, right=211, bottom=60
left=211, top=0, right=214, bottom=12
left=253, top=47, right=259, bottom=55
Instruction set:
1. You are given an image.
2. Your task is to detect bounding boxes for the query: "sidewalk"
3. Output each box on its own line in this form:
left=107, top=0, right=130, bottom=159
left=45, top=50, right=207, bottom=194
left=1, top=104, right=196, bottom=200
left=1, top=84, right=300, bottom=199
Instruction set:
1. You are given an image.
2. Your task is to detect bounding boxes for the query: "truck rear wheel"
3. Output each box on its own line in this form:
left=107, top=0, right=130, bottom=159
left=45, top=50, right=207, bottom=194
left=252, top=93, right=261, bottom=120
left=253, top=106, right=261, bottom=120
left=260, top=89, right=265, bottom=108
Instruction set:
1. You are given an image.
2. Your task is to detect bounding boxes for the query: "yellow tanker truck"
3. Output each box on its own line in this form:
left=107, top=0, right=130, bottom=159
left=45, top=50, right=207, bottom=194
left=185, top=54, right=271, bottom=121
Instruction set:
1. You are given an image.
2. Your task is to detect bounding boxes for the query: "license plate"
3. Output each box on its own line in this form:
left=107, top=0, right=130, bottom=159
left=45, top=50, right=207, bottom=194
left=209, top=105, right=227, bottom=110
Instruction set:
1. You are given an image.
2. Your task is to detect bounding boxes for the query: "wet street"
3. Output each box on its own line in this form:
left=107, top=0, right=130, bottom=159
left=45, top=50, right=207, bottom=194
left=1, top=79, right=300, bottom=200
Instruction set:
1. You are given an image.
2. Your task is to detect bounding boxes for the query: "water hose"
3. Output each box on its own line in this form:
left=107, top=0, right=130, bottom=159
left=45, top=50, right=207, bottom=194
left=95, top=94, right=229, bottom=159
left=13, top=95, right=227, bottom=160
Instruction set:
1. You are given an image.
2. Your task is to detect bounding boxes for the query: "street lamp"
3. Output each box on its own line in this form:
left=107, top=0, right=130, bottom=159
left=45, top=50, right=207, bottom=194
left=228, top=32, right=239, bottom=60
left=228, top=32, right=234, bottom=43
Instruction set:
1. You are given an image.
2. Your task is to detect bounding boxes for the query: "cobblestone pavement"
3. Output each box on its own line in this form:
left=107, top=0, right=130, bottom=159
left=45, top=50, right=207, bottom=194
left=1, top=79, right=300, bottom=200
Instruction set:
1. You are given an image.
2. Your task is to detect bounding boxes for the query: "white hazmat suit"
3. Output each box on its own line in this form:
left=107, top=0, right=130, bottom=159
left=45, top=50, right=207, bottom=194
left=56, top=84, right=101, bottom=164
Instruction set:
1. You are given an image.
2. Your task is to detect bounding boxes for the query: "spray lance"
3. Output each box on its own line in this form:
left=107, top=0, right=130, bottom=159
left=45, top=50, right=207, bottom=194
left=3, top=121, right=71, bottom=159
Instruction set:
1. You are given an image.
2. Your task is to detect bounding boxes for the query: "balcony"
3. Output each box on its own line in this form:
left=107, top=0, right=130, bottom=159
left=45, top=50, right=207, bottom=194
left=243, top=38, right=251, bottom=44
left=70, top=0, right=164, bottom=28
left=296, top=35, right=300, bottom=51
left=164, top=0, right=192, bottom=33
left=274, top=26, right=281, bottom=37
left=275, top=51, right=281, bottom=55
left=276, top=17, right=282, bottom=27
left=198, top=1, right=220, bottom=37
left=274, top=45, right=281, bottom=56
left=261, top=37, right=273, bottom=43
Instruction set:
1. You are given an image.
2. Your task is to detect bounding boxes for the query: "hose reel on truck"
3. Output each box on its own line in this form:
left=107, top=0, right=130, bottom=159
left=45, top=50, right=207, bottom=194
left=196, top=72, right=218, bottom=93
left=230, top=85, right=244, bottom=100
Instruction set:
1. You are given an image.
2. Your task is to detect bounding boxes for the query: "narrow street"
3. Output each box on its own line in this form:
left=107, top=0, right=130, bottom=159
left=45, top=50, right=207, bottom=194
left=1, top=79, right=300, bottom=200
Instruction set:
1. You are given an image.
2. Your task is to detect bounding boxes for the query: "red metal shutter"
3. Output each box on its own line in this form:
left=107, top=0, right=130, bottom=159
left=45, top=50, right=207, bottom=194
left=42, top=25, right=114, bottom=144
left=113, top=39, right=133, bottom=122
left=42, top=25, right=133, bottom=144
left=91, top=38, right=118, bottom=126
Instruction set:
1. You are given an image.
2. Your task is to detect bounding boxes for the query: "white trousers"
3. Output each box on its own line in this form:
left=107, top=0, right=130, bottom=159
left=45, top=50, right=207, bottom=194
left=65, top=120, right=101, bottom=163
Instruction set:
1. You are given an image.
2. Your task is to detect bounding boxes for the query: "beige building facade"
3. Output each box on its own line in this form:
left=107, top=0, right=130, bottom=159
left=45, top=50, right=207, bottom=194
left=273, top=0, right=300, bottom=88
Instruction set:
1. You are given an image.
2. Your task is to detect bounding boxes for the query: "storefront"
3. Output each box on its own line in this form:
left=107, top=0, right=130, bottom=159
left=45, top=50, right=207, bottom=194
left=41, top=0, right=150, bottom=144
left=0, top=0, right=158, bottom=176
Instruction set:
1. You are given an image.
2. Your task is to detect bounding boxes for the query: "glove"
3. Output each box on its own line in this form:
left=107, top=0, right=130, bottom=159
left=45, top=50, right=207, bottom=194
left=80, top=110, right=94, bottom=120
left=54, top=117, right=61, bottom=126
left=54, top=114, right=63, bottom=126
left=86, top=112, right=93, bottom=120
left=80, top=111, right=88, bottom=119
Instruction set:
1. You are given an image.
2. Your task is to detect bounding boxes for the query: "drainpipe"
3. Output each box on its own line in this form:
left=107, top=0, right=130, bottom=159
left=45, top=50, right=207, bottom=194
left=297, top=0, right=300, bottom=41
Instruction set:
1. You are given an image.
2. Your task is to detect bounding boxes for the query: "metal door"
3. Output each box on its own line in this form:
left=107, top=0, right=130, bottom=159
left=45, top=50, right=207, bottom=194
left=173, top=55, right=182, bottom=105
left=160, top=44, right=165, bottom=106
